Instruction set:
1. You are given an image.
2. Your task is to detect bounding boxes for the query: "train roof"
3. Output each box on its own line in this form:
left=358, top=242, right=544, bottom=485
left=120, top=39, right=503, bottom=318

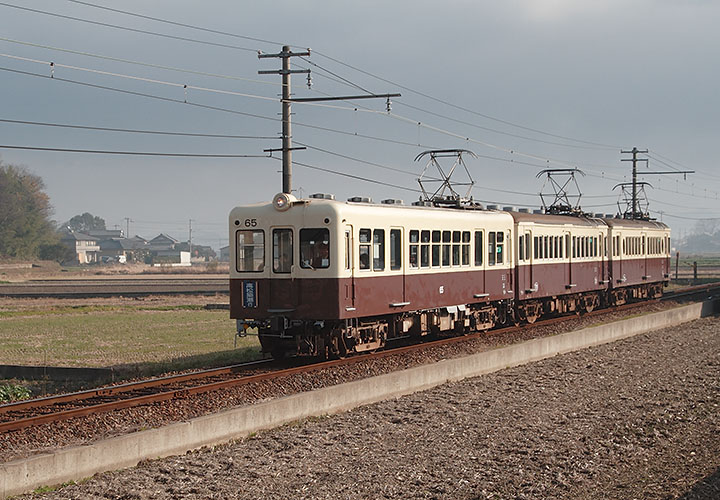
left=508, top=211, right=606, bottom=227
left=602, top=218, right=669, bottom=230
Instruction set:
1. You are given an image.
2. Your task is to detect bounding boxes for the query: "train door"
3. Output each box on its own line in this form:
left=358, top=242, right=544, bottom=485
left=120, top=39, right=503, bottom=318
left=473, top=229, right=487, bottom=299
left=599, top=231, right=606, bottom=287
left=641, top=232, right=648, bottom=279
left=344, top=225, right=355, bottom=310
left=614, top=231, right=625, bottom=284
left=269, top=227, right=296, bottom=310
left=566, top=232, right=573, bottom=289
left=389, top=227, right=406, bottom=305
left=518, top=228, right=533, bottom=295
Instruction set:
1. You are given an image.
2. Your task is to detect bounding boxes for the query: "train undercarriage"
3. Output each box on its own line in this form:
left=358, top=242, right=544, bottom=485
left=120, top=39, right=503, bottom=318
left=254, top=283, right=665, bottom=360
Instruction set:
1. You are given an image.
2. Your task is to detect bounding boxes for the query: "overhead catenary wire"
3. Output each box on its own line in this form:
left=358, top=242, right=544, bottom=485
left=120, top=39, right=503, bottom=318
left=0, top=144, right=268, bottom=157
left=0, top=2, right=260, bottom=52
left=0, top=36, right=284, bottom=88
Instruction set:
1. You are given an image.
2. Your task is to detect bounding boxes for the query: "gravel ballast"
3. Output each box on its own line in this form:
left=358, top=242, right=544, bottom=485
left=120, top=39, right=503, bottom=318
left=22, top=314, right=719, bottom=499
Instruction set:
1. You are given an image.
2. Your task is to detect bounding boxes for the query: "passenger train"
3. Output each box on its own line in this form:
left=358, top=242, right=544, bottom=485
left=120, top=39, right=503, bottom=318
left=229, top=192, right=670, bottom=358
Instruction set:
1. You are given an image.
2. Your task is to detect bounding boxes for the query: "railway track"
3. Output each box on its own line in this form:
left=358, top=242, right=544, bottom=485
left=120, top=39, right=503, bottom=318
left=0, top=278, right=228, bottom=298
left=1, top=282, right=718, bottom=435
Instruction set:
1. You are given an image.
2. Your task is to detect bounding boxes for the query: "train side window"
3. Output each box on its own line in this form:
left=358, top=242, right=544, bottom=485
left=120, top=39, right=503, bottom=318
left=488, top=232, right=496, bottom=266
left=462, top=231, right=471, bottom=266
left=421, top=230, right=431, bottom=267
left=236, top=230, right=265, bottom=272
left=442, top=231, right=451, bottom=267
left=534, top=236, right=539, bottom=260
left=543, top=235, right=548, bottom=260
left=525, top=233, right=531, bottom=261
left=409, top=230, right=419, bottom=269
left=594, top=236, right=598, bottom=257
left=553, top=236, right=558, bottom=259
left=566, top=234, right=570, bottom=259
left=373, top=229, right=385, bottom=270
left=345, top=230, right=351, bottom=270
left=518, top=234, right=525, bottom=261
left=272, top=228, right=293, bottom=274
left=390, top=229, right=402, bottom=270
left=452, top=231, right=461, bottom=266
left=572, top=236, right=577, bottom=258
left=359, top=228, right=371, bottom=270
left=300, top=228, right=330, bottom=269
left=432, top=230, right=441, bottom=267
left=474, top=231, right=483, bottom=266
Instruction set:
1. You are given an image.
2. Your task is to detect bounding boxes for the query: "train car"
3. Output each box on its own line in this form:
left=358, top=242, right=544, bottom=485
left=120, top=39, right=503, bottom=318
left=229, top=193, right=671, bottom=358
left=229, top=193, right=515, bottom=358
left=512, top=211, right=608, bottom=322
left=604, top=218, right=670, bottom=304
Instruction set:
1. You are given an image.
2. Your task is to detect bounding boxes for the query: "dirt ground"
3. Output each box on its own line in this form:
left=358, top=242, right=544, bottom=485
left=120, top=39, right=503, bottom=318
left=24, top=315, right=720, bottom=499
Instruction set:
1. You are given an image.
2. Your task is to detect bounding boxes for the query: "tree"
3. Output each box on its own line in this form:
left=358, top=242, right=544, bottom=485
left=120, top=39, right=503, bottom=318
left=66, top=212, right=106, bottom=233
left=0, top=162, right=57, bottom=258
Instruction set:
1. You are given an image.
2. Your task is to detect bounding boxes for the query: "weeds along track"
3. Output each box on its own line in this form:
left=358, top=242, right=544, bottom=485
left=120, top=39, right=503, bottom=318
left=0, top=283, right=717, bottom=436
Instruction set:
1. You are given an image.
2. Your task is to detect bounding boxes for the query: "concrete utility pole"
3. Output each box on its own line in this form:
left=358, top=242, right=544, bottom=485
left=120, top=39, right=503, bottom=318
left=620, top=148, right=648, bottom=219
left=188, top=219, right=194, bottom=258
left=619, top=148, right=694, bottom=219
left=258, top=45, right=400, bottom=195
left=258, top=46, right=311, bottom=195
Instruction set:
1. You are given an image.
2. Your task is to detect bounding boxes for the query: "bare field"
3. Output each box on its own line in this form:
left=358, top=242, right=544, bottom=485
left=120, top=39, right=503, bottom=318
left=0, top=294, right=260, bottom=375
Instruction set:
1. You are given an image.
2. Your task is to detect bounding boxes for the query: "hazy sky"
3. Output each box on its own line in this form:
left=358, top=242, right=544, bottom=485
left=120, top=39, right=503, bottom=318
left=1, top=0, right=718, bottom=248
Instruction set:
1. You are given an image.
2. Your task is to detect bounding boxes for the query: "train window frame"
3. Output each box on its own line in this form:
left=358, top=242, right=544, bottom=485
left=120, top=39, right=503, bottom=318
left=344, top=230, right=351, bottom=270
left=488, top=231, right=496, bottom=266
left=409, top=230, right=419, bottom=269
left=474, top=230, right=484, bottom=267
left=390, top=229, right=402, bottom=271
left=452, top=231, right=461, bottom=266
left=518, top=233, right=525, bottom=262
left=431, top=230, right=441, bottom=267
left=373, top=229, right=385, bottom=271
left=534, top=236, right=539, bottom=260
left=236, top=229, right=265, bottom=273
left=272, top=228, right=293, bottom=274
left=359, top=228, right=371, bottom=270
left=462, top=231, right=471, bottom=266
left=442, top=230, right=451, bottom=267
left=300, top=228, right=330, bottom=270
left=421, top=230, right=431, bottom=268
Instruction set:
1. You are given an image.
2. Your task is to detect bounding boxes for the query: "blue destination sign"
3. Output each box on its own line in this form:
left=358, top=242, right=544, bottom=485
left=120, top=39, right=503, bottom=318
left=243, top=281, right=258, bottom=308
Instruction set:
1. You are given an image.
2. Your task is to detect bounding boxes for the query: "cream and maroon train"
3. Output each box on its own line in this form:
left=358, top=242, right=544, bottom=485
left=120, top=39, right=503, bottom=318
left=229, top=193, right=670, bottom=358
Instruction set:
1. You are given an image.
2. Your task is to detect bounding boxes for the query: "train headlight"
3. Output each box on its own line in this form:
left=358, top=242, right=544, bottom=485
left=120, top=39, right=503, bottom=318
left=273, top=192, right=297, bottom=211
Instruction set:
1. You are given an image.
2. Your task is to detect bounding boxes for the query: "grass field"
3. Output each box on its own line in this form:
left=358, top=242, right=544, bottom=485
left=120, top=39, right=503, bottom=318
left=0, top=303, right=261, bottom=374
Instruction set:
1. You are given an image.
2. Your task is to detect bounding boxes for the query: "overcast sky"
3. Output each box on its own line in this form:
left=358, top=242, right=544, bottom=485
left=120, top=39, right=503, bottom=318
left=0, top=0, right=718, bottom=248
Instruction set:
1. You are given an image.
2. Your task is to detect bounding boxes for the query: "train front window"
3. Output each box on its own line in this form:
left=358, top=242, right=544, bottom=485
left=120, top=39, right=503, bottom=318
left=272, top=229, right=293, bottom=273
left=300, top=228, right=330, bottom=269
left=236, top=230, right=265, bottom=272
left=373, top=229, right=385, bottom=270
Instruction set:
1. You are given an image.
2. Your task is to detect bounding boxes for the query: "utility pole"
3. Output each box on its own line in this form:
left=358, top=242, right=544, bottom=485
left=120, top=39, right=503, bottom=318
left=618, top=147, right=694, bottom=219
left=188, top=219, right=194, bottom=259
left=258, top=45, right=400, bottom=195
left=620, top=147, right=648, bottom=219
left=258, top=46, right=310, bottom=195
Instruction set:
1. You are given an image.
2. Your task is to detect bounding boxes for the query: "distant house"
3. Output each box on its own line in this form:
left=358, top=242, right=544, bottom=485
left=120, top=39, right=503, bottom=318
left=148, top=233, right=178, bottom=252
left=87, top=229, right=124, bottom=240
left=60, top=232, right=100, bottom=264
left=219, top=245, right=230, bottom=262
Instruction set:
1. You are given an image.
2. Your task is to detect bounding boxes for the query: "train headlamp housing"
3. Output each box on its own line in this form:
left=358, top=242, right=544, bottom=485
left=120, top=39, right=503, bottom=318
left=273, top=192, right=297, bottom=211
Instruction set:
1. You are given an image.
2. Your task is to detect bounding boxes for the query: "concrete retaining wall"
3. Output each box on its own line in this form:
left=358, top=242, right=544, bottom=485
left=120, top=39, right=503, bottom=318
left=1, top=300, right=716, bottom=498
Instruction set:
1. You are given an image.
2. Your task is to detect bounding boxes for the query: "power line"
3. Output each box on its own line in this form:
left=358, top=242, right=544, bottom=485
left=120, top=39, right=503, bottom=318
left=0, top=118, right=279, bottom=139
left=0, top=145, right=267, bottom=157
left=26, top=1, right=623, bottom=151
left=0, top=36, right=283, bottom=87
left=0, top=2, right=259, bottom=52
left=65, top=0, right=284, bottom=47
